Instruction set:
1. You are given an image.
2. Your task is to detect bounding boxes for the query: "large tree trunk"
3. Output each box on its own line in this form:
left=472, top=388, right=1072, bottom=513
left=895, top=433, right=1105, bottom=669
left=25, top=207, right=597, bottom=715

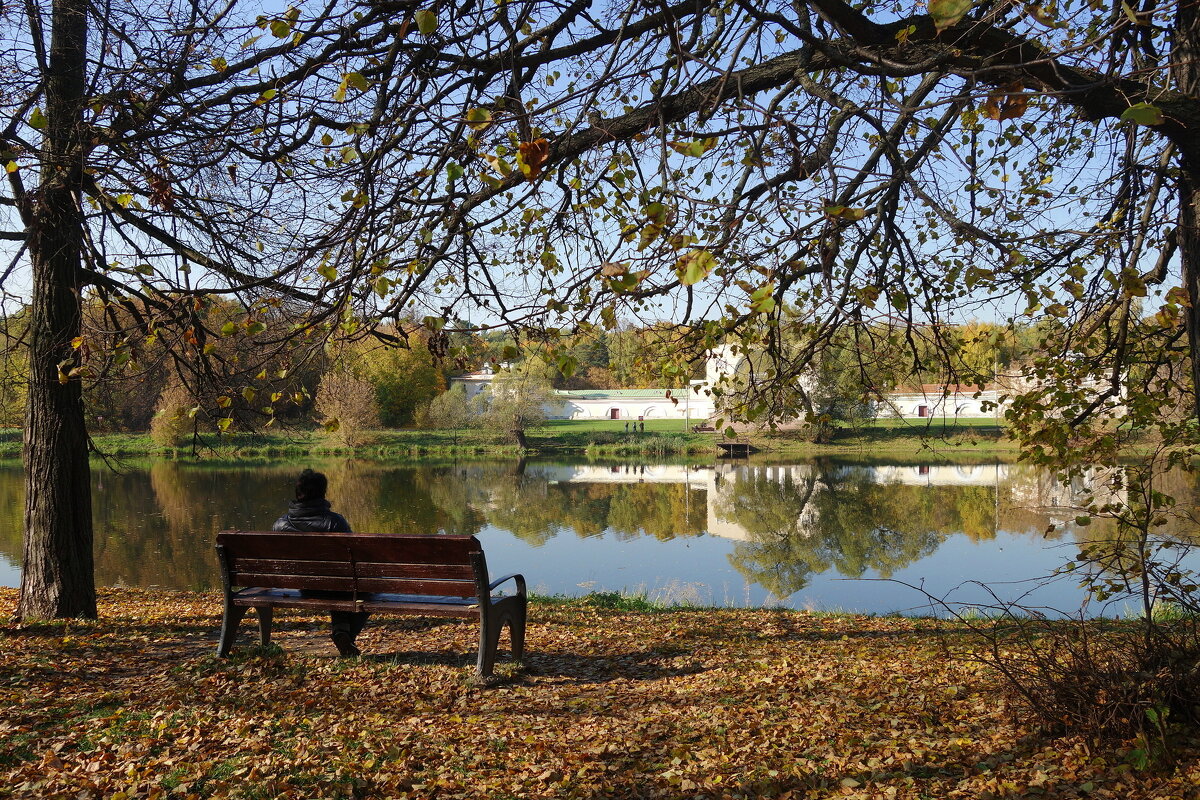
left=1184, top=174, right=1200, bottom=424
left=17, top=0, right=94, bottom=621
left=1177, top=1, right=1200, bottom=424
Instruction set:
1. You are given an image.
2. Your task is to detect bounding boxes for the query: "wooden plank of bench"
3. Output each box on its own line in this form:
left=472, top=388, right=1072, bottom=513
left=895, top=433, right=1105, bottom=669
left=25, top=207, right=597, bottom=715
left=228, top=573, right=477, bottom=596
left=228, top=558, right=476, bottom=581
left=216, top=531, right=480, bottom=562
left=231, top=588, right=480, bottom=617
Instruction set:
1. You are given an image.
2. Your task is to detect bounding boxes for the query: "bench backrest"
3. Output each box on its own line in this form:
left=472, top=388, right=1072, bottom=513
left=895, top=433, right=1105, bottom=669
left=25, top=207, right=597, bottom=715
left=216, top=531, right=485, bottom=598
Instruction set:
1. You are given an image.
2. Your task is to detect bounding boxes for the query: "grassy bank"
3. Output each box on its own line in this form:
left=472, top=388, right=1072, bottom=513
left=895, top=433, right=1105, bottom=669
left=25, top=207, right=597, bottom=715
left=0, top=418, right=1018, bottom=461
left=2, top=588, right=1197, bottom=798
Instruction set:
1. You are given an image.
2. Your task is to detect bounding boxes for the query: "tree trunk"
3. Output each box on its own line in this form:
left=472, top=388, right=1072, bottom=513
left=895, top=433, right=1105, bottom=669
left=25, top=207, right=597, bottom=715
left=1184, top=173, right=1200, bottom=425
left=1174, top=2, right=1200, bottom=424
left=17, top=0, right=95, bottom=621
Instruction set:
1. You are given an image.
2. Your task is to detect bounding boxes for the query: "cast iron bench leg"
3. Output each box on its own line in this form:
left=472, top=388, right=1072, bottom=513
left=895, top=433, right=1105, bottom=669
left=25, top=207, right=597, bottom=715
left=217, top=604, right=248, bottom=657
left=257, top=606, right=274, bottom=647
left=476, top=597, right=527, bottom=681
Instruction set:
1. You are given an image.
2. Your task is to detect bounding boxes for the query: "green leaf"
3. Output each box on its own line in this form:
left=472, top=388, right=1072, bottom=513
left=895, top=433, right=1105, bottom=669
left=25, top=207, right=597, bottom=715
left=668, top=137, right=718, bottom=157
left=29, top=107, right=47, bottom=130
left=317, top=263, right=337, bottom=282
left=242, top=387, right=257, bottom=403
left=270, top=19, right=291, bottom=38
left=210, top=57, right=228, bottom=72
left=216, top=395, right=233, bottom=409
left=246, top=321, right=267, bottom=335
left=749, top=283, right=776, bottom=314
left=466, top=108, right=493, bottom=131
left=1121, top=102, right=1164, bottom=126
left=824, top=205, right=868, bottom=222
left=928, top=0, right=973, bottom=32
left=675, top=249, right=716, bottom=286
left=335, top=71, right=370, bottom=102
left=217, top=417, right=233, bottom=432
left=415, top=9, right=437, bottom=35
left=557, top=354, right=578, bottom=380
left=446, top=162, right=464, bottom=181
left=323, top=418, right=341, bottom=432
left=220, top=321, right=238, bottom=336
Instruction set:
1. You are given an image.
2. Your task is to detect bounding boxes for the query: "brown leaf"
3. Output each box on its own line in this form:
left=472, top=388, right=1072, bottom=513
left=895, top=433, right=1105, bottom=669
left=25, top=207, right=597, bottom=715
left=517, top=138, right=550, bottom=181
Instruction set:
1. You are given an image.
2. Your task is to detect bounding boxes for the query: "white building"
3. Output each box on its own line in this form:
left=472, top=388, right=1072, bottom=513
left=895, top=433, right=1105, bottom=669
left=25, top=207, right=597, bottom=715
left=875, top=384, right=1002, bottom=421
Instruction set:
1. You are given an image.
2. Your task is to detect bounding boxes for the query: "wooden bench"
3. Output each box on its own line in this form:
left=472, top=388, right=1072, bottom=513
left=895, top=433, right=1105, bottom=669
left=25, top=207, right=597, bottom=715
left=215, top=531, right=526, bottom=681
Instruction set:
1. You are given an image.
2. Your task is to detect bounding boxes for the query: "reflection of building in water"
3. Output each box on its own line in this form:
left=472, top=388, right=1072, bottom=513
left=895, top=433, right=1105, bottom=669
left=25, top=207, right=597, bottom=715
left=871, top=464, right=1010, bottom=486
left=532, top=462, right=1128, bottom=542
left=538, top=462, right=1043, bottom=542
left=1003, top=465, right=1128, bottom=525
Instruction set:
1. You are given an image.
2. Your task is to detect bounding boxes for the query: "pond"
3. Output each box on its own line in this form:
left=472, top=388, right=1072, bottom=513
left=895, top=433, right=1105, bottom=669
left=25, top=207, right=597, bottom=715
left=1, top=459, right=1196, bottom=615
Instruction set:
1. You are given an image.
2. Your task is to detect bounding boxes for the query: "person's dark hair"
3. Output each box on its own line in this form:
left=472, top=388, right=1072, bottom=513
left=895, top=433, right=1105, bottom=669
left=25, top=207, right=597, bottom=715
left=295, top=468, right=328, bottom=501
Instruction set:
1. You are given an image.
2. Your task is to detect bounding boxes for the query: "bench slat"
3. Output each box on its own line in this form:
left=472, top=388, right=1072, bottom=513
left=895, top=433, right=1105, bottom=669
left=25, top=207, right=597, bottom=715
left=228, top=558, right=475, bottom=581
left=231, top=588, right=480, bottom=618
left=230, top=573, right=477, bottom=596
left=217, top=532, right=479, bottom=563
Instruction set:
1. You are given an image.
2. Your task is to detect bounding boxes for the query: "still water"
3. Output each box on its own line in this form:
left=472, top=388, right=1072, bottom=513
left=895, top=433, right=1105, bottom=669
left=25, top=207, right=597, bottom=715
left=1, top=459, right=1194, bottom=615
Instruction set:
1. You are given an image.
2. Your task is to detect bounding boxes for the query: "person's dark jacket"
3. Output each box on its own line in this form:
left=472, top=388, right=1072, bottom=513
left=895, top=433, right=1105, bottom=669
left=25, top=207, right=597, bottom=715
left=272, top=499, right=352, bottom=533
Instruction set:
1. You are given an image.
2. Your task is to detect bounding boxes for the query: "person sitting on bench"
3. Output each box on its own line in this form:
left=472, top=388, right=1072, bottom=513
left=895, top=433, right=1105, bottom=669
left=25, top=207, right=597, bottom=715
left=272, top=468, right=368, bottom=657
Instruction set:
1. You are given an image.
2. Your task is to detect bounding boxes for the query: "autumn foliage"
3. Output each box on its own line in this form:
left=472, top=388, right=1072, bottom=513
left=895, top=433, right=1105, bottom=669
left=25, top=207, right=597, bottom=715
left=3, top=589, right=1200, bottom=798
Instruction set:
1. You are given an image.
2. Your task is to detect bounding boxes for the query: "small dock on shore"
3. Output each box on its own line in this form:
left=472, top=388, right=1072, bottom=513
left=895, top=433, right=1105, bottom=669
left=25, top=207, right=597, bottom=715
left=717, top=439, right=754, bottom=457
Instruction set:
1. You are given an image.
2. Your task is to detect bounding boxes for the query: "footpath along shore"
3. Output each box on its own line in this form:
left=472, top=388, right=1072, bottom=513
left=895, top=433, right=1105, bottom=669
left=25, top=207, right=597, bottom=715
left=1, top=588, right=1197, bottom=799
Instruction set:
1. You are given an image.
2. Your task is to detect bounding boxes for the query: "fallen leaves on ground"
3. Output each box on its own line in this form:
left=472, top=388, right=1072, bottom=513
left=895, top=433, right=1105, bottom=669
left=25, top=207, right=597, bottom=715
left=1, top=589, right=1198, bottom=799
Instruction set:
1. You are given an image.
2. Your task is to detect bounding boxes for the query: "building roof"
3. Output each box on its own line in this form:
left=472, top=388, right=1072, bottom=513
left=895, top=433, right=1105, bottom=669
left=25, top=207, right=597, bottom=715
left=890, top=384, right=992, bottom=396
left=554, top=389, right=673, bottom=400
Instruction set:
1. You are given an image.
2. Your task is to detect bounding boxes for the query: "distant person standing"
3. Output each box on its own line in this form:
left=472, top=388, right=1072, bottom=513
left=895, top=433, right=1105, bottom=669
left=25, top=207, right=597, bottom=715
left=272, top=469, right=368, bottom=657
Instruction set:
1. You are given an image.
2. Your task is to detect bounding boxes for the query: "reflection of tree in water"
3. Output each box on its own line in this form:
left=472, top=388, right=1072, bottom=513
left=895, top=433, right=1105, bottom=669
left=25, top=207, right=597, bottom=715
left=487, top=473, right=707, bottom=547
left=487, top=475, right=583, bottom=546
left=719, top=467, right=1000, bottom=600
left=606, top=483, right=706, bottom=541
left=0, top=466, right=23, bottom=572
left=337, top=463, right=489, bottom=535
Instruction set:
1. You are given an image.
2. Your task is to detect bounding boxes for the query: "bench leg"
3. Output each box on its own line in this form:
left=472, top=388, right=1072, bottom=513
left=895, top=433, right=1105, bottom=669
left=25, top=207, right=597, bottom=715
left=476, top=617, right=502, bottom=681
left=476, top=596, right=528, bottom=681
left=509, top=602, right=527, bottom=663
left=217, top=603, right=248, bottom=657
left=257, top=606, right=274, bottom=648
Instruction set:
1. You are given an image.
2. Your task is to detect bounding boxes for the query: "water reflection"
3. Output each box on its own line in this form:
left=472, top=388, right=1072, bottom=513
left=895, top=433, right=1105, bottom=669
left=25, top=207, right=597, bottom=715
left=0, top=459, right=1192, bottom=612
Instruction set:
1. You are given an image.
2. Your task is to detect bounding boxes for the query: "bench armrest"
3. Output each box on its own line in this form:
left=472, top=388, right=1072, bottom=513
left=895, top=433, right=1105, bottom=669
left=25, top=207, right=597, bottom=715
left=488, top=573, right=526, bottom=596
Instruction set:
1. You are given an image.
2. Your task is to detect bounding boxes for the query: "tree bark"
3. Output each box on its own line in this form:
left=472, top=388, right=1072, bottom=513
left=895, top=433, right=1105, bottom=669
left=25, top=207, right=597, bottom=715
left=17, top=0, right=95, bottom=620
left=1176, top=1, right=1200, bottom=424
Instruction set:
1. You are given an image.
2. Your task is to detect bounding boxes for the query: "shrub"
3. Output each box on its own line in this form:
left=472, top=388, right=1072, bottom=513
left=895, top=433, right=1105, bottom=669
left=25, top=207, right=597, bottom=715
left=149, top=381, right=196, bottom=447
left=315, top=369, right=380, bottom=448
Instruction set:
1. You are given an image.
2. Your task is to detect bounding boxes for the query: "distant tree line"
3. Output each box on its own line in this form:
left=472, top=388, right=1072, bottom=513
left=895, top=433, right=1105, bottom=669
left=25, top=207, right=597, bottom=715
left=1, top=300, right=1146, bottom=439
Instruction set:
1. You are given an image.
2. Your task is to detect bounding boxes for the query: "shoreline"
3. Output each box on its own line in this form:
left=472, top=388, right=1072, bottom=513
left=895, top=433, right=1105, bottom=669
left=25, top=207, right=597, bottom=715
left=0, top=419, right=1019, bottom=463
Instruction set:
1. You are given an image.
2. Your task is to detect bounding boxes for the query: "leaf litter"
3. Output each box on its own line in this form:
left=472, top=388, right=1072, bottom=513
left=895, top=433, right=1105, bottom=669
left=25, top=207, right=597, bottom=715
left=2, top=588, right=1199, bottom=799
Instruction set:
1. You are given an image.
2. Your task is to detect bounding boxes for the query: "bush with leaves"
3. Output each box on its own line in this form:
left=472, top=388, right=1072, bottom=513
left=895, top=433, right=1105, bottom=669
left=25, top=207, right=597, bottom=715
left=149, top=382, right=197, bottom=448
left=315, top=369, right=380, bottom=449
